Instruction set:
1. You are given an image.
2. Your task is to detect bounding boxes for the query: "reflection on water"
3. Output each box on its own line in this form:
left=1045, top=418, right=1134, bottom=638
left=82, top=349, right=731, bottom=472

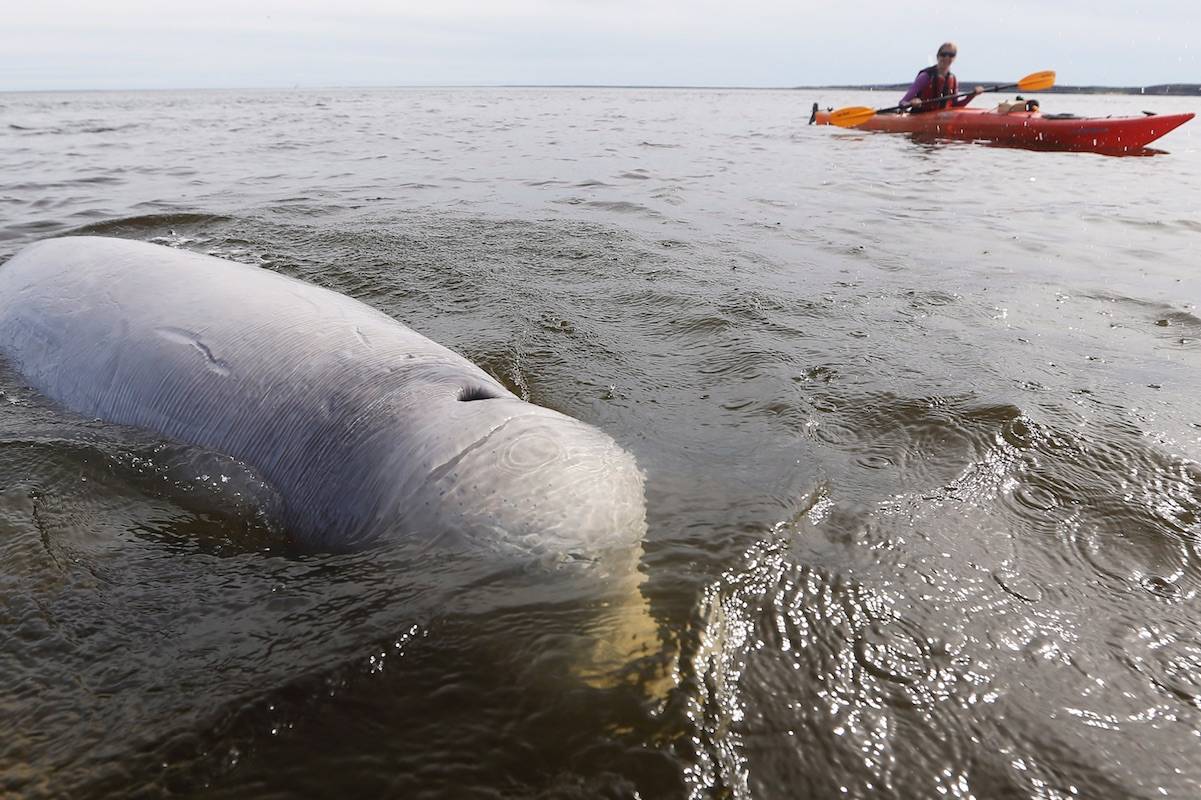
left=1, top=87, right=1200, bottom=798
left=905, top=133, right=1173, bottom=157
left=690, top=401, right=1201, bottom=797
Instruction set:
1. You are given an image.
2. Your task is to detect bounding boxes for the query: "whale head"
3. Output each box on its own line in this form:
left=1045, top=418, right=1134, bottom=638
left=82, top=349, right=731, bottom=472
left=368, top=378, right=647, bottom=567
left=417, top=404, right=647, bottom=562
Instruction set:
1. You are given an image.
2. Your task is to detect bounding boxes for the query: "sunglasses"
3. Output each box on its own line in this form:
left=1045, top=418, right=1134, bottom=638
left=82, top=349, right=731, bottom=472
left=938, top=51, right=957, bottom=58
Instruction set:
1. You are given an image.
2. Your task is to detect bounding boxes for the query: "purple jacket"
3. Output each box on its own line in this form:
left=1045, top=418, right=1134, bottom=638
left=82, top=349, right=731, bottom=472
left=900, top=70, right=975, bottom=108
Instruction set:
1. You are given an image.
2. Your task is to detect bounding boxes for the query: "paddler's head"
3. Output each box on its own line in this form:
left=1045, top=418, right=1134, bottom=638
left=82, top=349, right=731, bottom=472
left=936, top=42, right=957, bottom=75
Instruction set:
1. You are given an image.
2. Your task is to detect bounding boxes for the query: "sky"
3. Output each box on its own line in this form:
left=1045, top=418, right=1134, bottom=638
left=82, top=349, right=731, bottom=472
left=1, top=0, right=1197, bottom=91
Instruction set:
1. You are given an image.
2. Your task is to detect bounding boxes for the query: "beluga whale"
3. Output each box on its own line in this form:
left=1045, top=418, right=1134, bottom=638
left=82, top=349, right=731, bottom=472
left=0, top=236, right=648, bottom=554
left=0, top=237, right=658, bottom=667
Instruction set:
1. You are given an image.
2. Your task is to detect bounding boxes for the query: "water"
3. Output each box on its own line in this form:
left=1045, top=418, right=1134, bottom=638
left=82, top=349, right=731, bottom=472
left=1, top=87, right=1200, bottom=798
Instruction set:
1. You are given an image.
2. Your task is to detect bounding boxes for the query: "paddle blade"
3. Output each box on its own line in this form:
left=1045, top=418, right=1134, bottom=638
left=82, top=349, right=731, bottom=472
left=1016, top=70, right=1056, bottom=92
left=827, top=106, right=876, bottom=128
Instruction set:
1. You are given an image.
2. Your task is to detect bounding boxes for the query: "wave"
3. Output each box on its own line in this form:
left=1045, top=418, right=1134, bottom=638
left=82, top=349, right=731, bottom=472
left=69, top=212, right=233, bottom=237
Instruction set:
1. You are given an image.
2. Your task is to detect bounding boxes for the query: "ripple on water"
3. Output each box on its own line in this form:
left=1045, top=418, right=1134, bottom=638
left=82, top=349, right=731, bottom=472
left=1012, top=482, right=1060, bottom=513
left=69, top=212, right=233, bottom=238
left=553, top=198, right=665, bottom=220
left=1087, top=293, right=1201, bottom=349
left=853, top=618, right=933, bottom=688
left=999, top=415, right=1201, bottom=596
left=854, top=453, right=894, bottom=470
left=805, top=392, right=1024, bottom=498
left=685, top=537, right=981, bottom=798
left=992, top=569, right=1046, bottom=604
left=1000, top=414, right=1036, bottom=449
left=1068, top=505, right=1193, bottom=594
left=1119, top=621, right=1201, bottom=706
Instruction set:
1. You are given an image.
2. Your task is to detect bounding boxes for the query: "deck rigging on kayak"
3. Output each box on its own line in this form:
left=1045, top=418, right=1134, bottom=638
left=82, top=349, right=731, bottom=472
left=809, top=70, right=1195, bottom=154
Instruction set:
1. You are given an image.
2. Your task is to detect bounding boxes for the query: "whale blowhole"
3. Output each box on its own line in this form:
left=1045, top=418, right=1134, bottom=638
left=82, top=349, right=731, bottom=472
left=458, top=386, right=502, bottom=402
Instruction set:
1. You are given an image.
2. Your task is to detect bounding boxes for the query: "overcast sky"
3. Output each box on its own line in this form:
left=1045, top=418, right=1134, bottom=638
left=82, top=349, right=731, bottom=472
left=2, top=0, right=1197, bottom=91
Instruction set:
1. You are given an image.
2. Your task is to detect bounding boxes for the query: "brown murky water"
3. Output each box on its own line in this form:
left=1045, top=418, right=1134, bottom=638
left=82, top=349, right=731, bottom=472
left=1, top=87, right=1200, bottom=798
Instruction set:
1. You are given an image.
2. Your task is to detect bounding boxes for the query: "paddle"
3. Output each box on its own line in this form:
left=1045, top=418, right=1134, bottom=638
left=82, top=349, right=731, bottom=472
left=826, top=70, right=1056, bottom=128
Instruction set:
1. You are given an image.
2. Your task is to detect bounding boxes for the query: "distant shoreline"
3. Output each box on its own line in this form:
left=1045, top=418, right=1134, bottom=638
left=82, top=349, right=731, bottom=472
left=2, top=83, right=1199, bottom=95
left=799, top=83, right=1201, bottom=96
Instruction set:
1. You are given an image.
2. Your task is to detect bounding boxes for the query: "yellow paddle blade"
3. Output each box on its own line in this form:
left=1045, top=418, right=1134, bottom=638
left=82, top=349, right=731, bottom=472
left=1016, top=70, right=1056, bottom=92
left=827, top=106, right=877, bottom=128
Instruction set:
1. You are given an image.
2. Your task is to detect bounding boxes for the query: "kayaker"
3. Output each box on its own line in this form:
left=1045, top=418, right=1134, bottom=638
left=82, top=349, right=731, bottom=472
left=899, top=43, right=984, bottom=112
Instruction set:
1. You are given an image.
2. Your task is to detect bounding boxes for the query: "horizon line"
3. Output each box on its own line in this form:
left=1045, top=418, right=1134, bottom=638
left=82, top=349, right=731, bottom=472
left=3, top=81, right=1200, bottom=95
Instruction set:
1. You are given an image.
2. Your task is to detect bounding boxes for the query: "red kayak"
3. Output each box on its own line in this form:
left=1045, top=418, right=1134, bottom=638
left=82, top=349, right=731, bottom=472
left=811, top=106, right=1194, bottom=154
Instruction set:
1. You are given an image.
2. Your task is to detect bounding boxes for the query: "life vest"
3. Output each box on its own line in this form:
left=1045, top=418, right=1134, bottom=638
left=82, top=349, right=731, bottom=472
left=916, top=66, right=958, bottom=111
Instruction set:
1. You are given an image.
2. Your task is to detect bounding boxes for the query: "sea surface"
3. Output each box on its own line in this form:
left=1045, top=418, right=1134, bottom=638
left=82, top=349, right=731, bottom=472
left=1, top=87, right=1200, bottom=799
